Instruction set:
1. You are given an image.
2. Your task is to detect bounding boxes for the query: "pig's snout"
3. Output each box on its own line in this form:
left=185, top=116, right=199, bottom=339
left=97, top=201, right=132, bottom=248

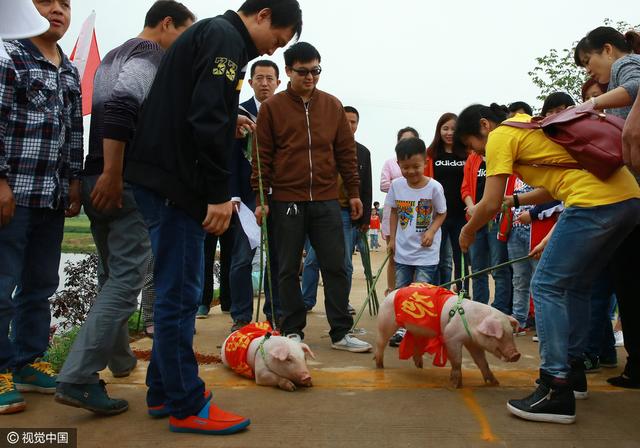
left=508, top=352, right=521, bottom=362
left=299, top=373, right=312, bottom=386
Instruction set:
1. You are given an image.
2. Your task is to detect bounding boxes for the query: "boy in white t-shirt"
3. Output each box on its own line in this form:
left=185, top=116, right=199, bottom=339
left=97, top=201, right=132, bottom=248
left=385, top=138, right=447, bottom=288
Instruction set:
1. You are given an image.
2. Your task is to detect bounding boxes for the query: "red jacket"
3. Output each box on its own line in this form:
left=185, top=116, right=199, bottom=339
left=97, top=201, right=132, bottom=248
left=460, top=152, right=484, bottom=206
left=423, top=157, right=434, bottom=178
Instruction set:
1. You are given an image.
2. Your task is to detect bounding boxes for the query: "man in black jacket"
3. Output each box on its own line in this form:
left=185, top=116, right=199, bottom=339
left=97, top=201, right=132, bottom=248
left=124, top=0, right=302, bottom=436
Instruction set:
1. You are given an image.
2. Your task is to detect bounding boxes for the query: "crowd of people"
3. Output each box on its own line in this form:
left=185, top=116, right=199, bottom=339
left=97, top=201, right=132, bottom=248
left=0, top=0, right=639, bottom=435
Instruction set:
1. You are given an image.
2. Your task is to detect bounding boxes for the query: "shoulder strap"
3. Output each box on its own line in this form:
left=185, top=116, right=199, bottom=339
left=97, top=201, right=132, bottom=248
left=500, top=120, right=541, bottom=130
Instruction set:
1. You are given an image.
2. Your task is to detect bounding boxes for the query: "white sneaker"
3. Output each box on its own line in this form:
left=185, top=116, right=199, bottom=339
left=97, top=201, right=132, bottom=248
left=532, top=335, right=539, bottom=342
left=331, top=334, right=372, bottom=353
left=286, top=334, right=302, bottom=343
left=614, top=330, right=624, bottom=347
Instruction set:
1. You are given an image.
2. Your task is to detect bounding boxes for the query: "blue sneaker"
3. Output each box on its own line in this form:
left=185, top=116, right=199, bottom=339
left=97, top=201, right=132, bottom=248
left=0, top=372, right=26, bottom=414
left=196, top=305, right=210, bottom=319
left=13, top=362, right=57, bottom=394
left=55, top=380, right=128, bottom=415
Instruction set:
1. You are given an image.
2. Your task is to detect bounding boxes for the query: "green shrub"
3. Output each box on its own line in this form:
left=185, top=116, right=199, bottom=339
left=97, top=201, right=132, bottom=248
left=44, top=327, right=81, bottom=373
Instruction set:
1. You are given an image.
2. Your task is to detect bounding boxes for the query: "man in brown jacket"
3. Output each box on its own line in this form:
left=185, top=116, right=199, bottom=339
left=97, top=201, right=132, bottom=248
left=252, top=42, right=371, bottom=352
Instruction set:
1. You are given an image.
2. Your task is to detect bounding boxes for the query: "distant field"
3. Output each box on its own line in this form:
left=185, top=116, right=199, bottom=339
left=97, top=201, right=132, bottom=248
left=63, top=214, right=95, bottom=253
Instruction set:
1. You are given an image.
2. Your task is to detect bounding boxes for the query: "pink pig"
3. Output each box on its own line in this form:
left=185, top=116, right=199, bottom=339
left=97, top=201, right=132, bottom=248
left=374, top=289, right=521, bottom=388
left=221, top=332, right=315, bottom=392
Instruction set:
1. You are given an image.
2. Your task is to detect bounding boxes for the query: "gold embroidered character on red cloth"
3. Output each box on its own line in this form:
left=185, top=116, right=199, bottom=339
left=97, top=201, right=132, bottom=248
left=393, top=283, right=454, bottom=366
left=224, top=322, right=275, bottom=379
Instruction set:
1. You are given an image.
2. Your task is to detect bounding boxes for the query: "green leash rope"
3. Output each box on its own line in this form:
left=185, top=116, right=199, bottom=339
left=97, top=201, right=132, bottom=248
left=250, top=136, right=276, bottom=328
left=438, top=254, right=532, bottom=290
left=351, top=251, right=391, bottom=331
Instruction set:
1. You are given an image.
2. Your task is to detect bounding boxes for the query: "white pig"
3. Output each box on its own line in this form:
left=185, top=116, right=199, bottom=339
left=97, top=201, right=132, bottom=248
left=221, top=329, right=315, bottom=392
left=374, top=287, right=521, bottom=388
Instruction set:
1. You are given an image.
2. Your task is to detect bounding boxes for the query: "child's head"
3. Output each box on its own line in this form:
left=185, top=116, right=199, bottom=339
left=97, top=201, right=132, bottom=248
left=395, top=137, right=427, bottom=184
left=541, top=92, right=575, bottom=117
left=373, top=201, right=380, bottom=208
left=371, top=208, right=378, bottom=216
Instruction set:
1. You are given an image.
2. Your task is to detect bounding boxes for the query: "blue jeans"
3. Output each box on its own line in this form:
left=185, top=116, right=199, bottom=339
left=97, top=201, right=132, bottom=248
left=507, top=226, right=538, bottom=328
left=0, top=207, right=64, bottom=371
left=437, top=215, right=469, bottom=290
left=301, top=208, right=358, bottom=309
left=229, top=214, right=257, bottom=323
left=583, top=270, right=616, bottom=362
left=133, top=186, right=207, bottom=419
left=531, top=199, right=640, bottom=378
left=395, top=263, right=438, bottom=289
left=370, top=232, right=379, bottom=249
left=469, top=223, right=511, bottom=312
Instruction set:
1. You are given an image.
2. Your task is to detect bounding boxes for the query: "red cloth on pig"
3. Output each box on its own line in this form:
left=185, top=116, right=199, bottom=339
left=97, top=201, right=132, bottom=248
left=224, top=322, right=274, bottom=379
left=394, top=283, right=454, bottom=367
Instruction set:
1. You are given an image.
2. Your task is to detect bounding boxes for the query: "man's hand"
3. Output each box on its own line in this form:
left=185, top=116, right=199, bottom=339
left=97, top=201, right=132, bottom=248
left=202, top=201, right=233, bottom=235
left=90, top=172, right=123, bottom=212
left=622, top=96, right=640, bottom=173
left=255, top=205, right=269, bottom=226
left=236, top=115, right=256, bottom=139
left=421, top=230, right=435, bottom=247
left=459, top=225, right=475, bottom=253
left=349, top=198, right=363, bottom=220
left=0, top=178, right=16, bottom=227
left=66, top=180, right=82, bottom=218
left=387, top=238, right=395, bottom=255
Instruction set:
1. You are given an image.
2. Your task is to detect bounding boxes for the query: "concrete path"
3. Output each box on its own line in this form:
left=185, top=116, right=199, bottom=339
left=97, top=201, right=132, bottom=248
left=5, top=250, right=640, bottom=447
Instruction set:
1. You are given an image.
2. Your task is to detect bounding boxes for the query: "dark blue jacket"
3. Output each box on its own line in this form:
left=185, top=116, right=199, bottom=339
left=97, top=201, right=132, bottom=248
left=230, top=97, right=258, bottom=211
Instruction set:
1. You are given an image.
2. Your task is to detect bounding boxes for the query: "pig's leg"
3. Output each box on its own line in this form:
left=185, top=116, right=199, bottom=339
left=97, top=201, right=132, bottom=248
left=375, top=297, right=398, bottom=368
left=412, top=344, right=423, bottom=369
left=254, top=355, right=297, bottom=391
left=466, top=343, right=499, bottom=386
left=445, top=339, right=464, bottom=388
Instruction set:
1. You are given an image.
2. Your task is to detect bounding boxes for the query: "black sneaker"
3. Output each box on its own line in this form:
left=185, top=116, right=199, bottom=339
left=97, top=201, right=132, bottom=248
left=569, top=359, right=588, bottom=400
left=347, top=304, right=356, bottom=315
left=583, top=355, right=601, bottom=374
left=388, top=329, right=405, bottom=347
left=55, top=380, right=128, bottom=415
left=230, top=321, right=250, bottom=333
left=507, top=375, right=575, bottom=424
left=607, top=366, right=640, bottom=389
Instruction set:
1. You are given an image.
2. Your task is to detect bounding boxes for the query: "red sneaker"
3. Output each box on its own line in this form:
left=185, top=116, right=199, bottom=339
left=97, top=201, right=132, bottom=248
left=148, top=389, right=212, bottom=418
left=169, top=401, right=250, bottom=435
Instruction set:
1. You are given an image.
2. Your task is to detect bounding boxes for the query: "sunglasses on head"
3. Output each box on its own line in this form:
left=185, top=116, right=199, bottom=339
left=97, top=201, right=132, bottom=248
left=290, top=66, right=322, bottom=77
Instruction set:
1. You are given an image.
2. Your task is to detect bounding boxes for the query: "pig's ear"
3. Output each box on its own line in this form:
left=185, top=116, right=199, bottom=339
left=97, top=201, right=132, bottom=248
left=477, top=316, right=504, bottom=339
left=301, top=343, right=316, bottom=360
left=270, top=344, right=290, bottom=362
left=507, top=315, right=519, bottom=332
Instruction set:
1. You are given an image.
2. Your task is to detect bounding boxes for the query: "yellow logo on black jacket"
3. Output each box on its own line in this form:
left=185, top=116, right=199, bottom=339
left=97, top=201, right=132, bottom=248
left=212, top=57, right=238, bottom=82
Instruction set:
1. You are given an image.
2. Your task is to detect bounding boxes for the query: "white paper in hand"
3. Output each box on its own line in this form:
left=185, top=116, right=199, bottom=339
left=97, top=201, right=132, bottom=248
left=238, top=202, right=261, bottom=250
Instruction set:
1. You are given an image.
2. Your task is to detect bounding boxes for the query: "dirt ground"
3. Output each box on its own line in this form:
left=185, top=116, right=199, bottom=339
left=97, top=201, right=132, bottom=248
left=5, top=249, right=640, bottom=448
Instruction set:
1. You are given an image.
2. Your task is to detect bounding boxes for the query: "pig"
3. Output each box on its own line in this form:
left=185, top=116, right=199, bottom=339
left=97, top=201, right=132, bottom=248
left=221, top=326, right=316, bottom=392
left=374, top=286, right=521, bottom=388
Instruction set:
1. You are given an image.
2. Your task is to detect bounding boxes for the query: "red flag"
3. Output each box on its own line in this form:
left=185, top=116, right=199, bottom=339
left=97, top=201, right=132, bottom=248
left=70, top=12, right=100, bottom=115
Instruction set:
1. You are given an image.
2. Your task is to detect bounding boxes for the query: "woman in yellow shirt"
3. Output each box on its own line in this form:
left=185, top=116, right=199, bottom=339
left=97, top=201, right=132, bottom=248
left=455, top=103, right=640, bottom=425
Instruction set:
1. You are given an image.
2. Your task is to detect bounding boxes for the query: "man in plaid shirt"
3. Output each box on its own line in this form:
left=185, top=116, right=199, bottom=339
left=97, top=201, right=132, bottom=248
left=0, top=0, right=82, bottom=415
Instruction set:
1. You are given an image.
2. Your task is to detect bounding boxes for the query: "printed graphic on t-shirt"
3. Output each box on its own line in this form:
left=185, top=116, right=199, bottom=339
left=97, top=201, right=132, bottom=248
left=396, top=200, right=415, bottom=230
left=416, top=199, right=433, bottom=232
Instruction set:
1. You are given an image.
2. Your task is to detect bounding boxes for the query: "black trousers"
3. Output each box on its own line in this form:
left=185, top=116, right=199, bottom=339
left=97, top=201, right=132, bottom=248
left=202, top=229, right=232, bottom=310
left=611, top=224, right=640, bottom=379
left=272, top=200, right=352, bottom=342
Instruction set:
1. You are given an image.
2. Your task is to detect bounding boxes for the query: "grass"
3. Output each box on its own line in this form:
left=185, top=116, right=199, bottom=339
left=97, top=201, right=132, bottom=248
left=62, top=213, right=95, bottom=253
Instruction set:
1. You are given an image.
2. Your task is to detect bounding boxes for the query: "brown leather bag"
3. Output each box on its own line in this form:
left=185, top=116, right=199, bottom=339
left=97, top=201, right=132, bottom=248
left=501, top=104, right=625, bottom=180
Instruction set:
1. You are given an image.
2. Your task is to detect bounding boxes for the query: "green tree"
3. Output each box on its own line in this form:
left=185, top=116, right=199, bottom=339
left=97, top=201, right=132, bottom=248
left=529, top=19, right=639, bottom=103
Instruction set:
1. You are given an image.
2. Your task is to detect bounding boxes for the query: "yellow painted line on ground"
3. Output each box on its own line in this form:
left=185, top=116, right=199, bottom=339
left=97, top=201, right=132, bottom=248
left=110, top=363, right=638, bottom=393
left=460, top=389, right=497, bottom=442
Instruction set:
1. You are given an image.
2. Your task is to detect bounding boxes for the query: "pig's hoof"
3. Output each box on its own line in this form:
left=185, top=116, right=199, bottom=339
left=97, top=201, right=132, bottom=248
left=450, top=374, right=463, bottom=389
left=278, top=379, right=296, bottom=392
left=414, top=360, right=423, bottom=369
left=484, top=377, right=500, bottom=386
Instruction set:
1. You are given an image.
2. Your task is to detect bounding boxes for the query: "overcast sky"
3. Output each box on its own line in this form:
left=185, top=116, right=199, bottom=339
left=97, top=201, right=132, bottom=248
left=59, top=0, right=635, bottom=203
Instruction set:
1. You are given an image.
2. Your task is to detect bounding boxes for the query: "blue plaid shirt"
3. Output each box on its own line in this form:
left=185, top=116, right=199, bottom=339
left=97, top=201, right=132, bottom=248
left=0, top=39, right=83, bottom=209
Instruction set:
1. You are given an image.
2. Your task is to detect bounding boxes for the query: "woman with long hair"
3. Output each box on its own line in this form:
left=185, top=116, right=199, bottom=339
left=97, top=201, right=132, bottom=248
left=425, top=113, right=469, bottom=291
left=455, top=103, right=640, bottom=424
